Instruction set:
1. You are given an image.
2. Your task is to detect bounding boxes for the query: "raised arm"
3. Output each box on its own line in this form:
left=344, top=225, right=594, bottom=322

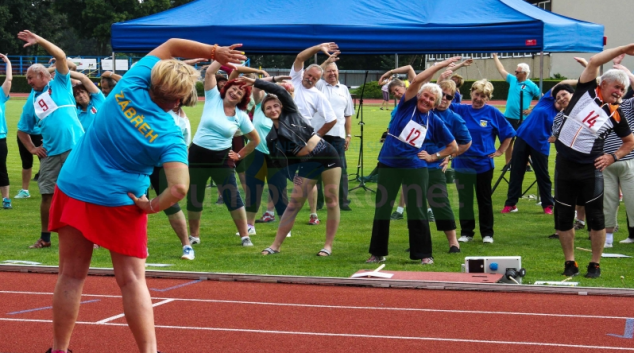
left=320, top=51, right=341, bottom=70
left=69, top=71, right=100, bottom=94
left=228, top=65, right=270, bottom=80
left=580, top=44, right=634, bottom=84
left=252, top=75, right=291, bottom=105
left=149, top=39, right=246, bottom=65
left=380, top=65, right=416, bottom=84
left=294, top=43, right=338, bottom=72
left=18, top=30, right=68, bottom=75
left=404, top=56, right=460, bottom=101
left=250, top=78, right=297, bottom=113
left=0, top=54, right=12, bottom=97
left=449, top=58, right=473, bottom=72
left=182, top=58, right=208, bottom=66
left=204, top=61, right=222, bottom=91
left=613, top=64, right=634, bottom=87
left=491, top=54, right=509, bottom=80
left=102, top=71, right=122, bottom=82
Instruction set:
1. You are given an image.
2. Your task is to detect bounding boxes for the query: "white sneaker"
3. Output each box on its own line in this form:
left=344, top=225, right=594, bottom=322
left=604, top=242, right=613, bottom=248
left=236, top=225, right=256, bottom=236
left=241, top=236, right=253, bottom=247
left=14, top=189, right=30, bottom=199
left=620, top=238, right=634, bottom=244
left=286, top=231, right=292, bottom=238
left=483, top=236, right=494, bottom=244
left=458, top=235, right=473, bottom=242
left=189, top=235, right=201, bottom=245
left=181, top=245, right=195, bottom=260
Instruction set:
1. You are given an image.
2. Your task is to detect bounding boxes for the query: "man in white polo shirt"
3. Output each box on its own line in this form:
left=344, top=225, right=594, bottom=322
left=314, top=55, right=355, bottom=211
left=291, top=43, right=338, bottom=225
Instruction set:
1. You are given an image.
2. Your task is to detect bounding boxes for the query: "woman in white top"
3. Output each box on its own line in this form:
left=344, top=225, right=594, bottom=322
left=187, top=61, right=260, bottom=247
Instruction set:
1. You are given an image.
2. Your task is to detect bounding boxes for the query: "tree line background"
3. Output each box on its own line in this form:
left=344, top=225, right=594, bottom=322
left=0, top=0, right=425, bottom=71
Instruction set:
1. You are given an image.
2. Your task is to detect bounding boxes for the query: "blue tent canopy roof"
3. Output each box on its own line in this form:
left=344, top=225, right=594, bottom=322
left=111, top=0, right=604, bottom=54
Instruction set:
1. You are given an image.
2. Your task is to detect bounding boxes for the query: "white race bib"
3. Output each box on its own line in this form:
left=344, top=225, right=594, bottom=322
left=397, top=120, right=427, bottom=148
left=570, top=102, right=611, bottom=135
left=34, top=90, right=58, bottom=120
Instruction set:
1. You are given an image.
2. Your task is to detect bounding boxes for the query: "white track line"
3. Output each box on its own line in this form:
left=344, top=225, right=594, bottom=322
left=0, top=318, right=631, bottom=351
left=96, top=299, right=174, bottom=324
left=0, top=290, right=629, bottom=320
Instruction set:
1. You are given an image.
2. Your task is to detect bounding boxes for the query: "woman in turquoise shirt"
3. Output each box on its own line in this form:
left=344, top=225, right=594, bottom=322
left=0, top=53, right=12, bottom=209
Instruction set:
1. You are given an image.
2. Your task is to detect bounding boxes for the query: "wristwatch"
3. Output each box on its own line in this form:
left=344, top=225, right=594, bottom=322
left=436, top=152, right=441, bottom=160
left=347, top=134, right=351, bottom=138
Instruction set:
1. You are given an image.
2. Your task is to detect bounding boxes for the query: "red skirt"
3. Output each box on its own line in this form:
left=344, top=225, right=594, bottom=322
left=49, top=186, right=149, bottom=258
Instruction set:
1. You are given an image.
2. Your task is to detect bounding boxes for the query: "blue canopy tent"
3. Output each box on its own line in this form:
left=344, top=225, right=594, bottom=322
left=111, top=0, right=604, bottom=54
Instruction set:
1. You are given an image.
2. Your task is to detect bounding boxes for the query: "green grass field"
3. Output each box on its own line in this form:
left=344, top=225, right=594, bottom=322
left=1, top=98, right=633, bottom=288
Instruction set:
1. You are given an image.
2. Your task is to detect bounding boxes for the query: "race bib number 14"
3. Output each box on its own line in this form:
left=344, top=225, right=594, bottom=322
left=572, top=103, right=610, bottom=134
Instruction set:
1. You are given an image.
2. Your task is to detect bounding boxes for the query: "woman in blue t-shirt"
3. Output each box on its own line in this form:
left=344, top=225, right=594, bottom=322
left=0, top=53, right=12, bottom=210
left=450, top=79, right=515, bottom=245
left=48, top=39, right=246, bottom=353
left=367, top=57, right=459, bottom=265
left=70, top=71, right=105, bottom=130
left=187, top=61, right=260, bottom=248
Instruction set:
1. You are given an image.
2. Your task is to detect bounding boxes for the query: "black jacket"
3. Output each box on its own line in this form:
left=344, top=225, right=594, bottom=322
left=254, top=79, right=315, bottom=168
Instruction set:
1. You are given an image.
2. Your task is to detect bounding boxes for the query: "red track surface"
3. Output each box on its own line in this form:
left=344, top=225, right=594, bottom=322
left=1, top=272, right=634, bottom=352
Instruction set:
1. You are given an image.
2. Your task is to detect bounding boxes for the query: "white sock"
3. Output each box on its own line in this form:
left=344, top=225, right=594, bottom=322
left=265, top=210, right=274, bottom=216
left=606, top=232, right=614, bottom=244
left=396, top=207, right=404, bottom=214
left=311, top=213, right=318, bottom=217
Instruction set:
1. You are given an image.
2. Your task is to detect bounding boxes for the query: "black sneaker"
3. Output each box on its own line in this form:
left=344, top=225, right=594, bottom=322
left=449, top=246, right=460, bottom=253
left=548, top=233, right=559, bottom=239
left=562, top=260, right=579, bottom=276
left=585, top=262, right=601, bottom=278
left=390, top=211, right=403, bottom=220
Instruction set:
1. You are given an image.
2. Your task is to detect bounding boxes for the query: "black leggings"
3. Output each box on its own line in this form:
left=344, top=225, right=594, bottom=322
left=187, top=143, right=244, bottom=212
left=148, top=166, right=182, bottom=216
left=0, top=138, right=8, bottom=187
left=17, top=134, right=43, bottom=169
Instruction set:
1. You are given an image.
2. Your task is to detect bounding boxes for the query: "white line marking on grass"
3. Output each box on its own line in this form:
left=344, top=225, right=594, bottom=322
left=0, top=290, right=630, bottom=320
left=0, top=318, right=632, bottom=351
left=96, top=299, right=174, bottom=324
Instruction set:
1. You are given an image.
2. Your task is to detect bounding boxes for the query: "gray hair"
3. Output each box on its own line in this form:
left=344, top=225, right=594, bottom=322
left=27, top=64, right=51, bottom=80
left=323, top=62, right=338, bottom=71
left=305, top=63, right=324, bottom=76
left=518, top=63, right=530, bottom=76
left=599, top=69, right=631, bottom=91
left=419, top=83, right=443, bottom=107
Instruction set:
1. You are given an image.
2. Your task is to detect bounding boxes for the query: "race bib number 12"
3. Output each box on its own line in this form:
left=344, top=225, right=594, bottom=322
left=398, top=120, right=427, bottom=148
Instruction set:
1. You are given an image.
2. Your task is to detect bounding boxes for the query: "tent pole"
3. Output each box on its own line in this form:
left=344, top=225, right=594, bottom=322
left=112, top=51, right=116, bottom=73
left=314, top=53, right=318, bottom=65
left=539, top=51, right=543, bottom=93
left=395, top=53, right=398, bottom=69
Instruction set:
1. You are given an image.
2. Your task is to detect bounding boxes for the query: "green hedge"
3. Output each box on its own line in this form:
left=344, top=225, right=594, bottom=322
left=352, top=79, right=564, bottom=100
left=3, top=75, right=101, bottom=93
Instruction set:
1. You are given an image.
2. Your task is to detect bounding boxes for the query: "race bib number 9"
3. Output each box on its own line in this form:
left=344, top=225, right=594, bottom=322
left=34, top=91, right=59, bottom=120
left=572, top=103, right=609, bottom=135
left=398, top=120, right=427, bottom=148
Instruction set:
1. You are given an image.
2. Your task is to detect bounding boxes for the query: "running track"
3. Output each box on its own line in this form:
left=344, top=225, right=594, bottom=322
left=1, top=272, right=633, bottom=352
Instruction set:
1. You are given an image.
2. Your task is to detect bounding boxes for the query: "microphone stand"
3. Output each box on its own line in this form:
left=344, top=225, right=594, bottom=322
left=350, top=70, right=375, bottom=193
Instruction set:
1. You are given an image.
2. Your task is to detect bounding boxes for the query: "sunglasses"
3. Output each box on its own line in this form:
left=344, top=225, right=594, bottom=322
left=442, top=93, right=454, bottom=100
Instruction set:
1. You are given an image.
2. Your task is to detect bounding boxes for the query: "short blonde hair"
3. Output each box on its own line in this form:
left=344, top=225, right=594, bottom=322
left=439, top=80, right=456, bottom=95
left=471, top=79, right=494, bottom=99
left=151, top=59, right=200, bottom=107
left=419, top=83, right=442, bottom=107
left=451, top=74, right=464, bottom=88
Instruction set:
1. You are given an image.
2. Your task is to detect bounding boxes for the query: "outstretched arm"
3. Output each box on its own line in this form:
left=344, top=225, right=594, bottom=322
left=204, top=61, right=222, bottom=91
left=245, top=78, right=297, bottom=113
left=320, top=51, right=341, bottom=70
left=149, top=39, right=246, bottom=65
left=228, top=65, right=270, bottom=80
left=581, top=44, right=634, bottom=84
left=101, top=71, right=122, bottom=82
left=69, top=71, right=100, bottom=94
left=404, top=56, right=461, bottom=101
left=294, top=43, right=338, bottom=72
left=0, top=54, right=12, bottom=97
left=492, top=54, right=509, bottom=80
left=252, top=75, right=292, bottom=105
left=380, top=65, right=416, bottom=84
left=613, top=64, right=634, bottom=87
left=18, top=30, right=68, bottom=75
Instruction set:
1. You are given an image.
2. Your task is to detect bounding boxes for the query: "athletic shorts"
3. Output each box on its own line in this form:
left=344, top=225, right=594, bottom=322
left=297, top=139, right=342, bottom=180
left=49, top=186, right=148, bottom=259
left=505, top=117, right=521, bottom=131
left=38, top=150, right=71, bottom=195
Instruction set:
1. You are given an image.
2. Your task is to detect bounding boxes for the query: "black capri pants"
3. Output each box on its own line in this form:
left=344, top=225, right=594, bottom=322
left=148, top=166, right=182, bottom=216
left=17, top=134, right=43, bottom=169
left=187, top=143, right=244, bottom=212
left=0, top=138, right=8, bottom=187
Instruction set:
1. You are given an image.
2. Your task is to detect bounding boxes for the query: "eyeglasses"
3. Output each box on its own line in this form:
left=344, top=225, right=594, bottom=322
left=442, top=93, right=454, bottom=100
left=515, top=70, right=523, bottom=75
